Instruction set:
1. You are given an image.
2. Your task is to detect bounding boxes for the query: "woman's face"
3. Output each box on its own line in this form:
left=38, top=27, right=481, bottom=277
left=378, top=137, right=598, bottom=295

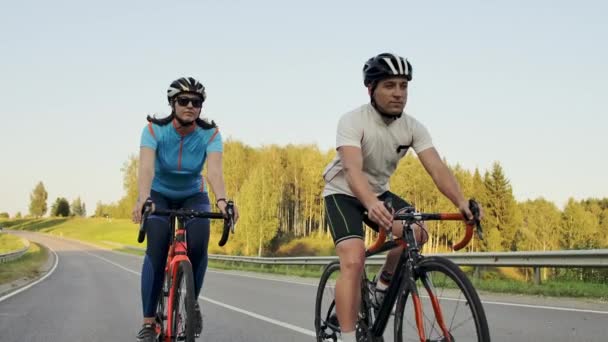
left=173, top=94, right=203, bottom=124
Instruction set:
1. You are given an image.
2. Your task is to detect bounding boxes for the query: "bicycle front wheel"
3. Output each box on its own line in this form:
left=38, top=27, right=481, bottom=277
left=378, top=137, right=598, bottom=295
left=156, top=274, right=169, bottom=340
left=169, top=261, right=196, bottom=342
left=394, top=256, right=490, bottom=342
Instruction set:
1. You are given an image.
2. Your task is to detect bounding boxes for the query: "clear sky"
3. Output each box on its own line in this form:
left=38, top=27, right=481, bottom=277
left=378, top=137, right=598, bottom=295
left=1, top=0, right=606, bottom=216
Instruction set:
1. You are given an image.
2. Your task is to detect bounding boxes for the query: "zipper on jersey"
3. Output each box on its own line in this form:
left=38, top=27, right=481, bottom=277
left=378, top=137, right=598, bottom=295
left=177, top=136, right=184, bottom=170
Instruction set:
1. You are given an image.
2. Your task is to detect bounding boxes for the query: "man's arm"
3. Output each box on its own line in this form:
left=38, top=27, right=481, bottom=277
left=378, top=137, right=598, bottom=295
left=417, top=147, right=472, bottom=219
left=339, top=146, right=393, bottom=229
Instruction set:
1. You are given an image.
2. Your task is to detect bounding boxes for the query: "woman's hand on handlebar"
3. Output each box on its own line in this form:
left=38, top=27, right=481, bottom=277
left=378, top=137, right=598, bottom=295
left=217, top=200, right=239, bottom=224
left=132, top=197, right=155, bottom=224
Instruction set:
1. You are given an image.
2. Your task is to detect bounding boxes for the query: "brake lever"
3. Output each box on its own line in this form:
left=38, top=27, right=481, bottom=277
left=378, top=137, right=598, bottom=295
left=469, top=199, right=484, bottom=240
left=137, top=198, right=154, bottom=243
left=226, top=200, right=236, bottom=234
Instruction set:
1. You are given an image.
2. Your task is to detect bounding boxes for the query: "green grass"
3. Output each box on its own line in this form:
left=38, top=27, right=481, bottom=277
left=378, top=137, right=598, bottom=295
left=0, top=242, right=49, bottom=284
left=472, top=278, right=608, bottom=300
left=6, top=217, right=143, bottom=249
left=209, top=260, right=329, bottom=278
left=0, top=233, right=26, bottom=253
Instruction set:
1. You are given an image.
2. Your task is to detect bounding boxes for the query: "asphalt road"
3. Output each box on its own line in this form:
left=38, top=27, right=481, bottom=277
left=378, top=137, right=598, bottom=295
left=1, top=232, right=607, bottom=342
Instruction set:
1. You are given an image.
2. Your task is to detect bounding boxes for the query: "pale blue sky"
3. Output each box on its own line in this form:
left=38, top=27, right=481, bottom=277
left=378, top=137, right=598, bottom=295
left=1, top=0, right=606, bottom=216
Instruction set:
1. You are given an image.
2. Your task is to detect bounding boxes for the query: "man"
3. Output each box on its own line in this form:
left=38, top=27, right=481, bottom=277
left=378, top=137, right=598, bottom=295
left=322, top=53, right=479, bottom=342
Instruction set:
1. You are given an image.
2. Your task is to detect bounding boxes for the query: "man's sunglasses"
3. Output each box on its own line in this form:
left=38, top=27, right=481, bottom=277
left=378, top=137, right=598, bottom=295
left=175, top=97, right=203, bottom=108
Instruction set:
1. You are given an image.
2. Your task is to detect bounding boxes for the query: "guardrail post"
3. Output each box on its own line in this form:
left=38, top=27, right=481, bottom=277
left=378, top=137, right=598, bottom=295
left=474, top=266, right=482, bottom=280
left=534, top=267, right=541, bottom=285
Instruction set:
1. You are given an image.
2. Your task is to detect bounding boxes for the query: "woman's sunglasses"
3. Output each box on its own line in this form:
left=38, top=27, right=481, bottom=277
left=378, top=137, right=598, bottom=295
left=175, top=97, right=203, bottom=108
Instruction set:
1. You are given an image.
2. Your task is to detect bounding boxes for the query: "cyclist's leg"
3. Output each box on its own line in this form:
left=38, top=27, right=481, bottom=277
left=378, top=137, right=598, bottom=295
left=181, top=192, right=211, bottom=298
left=324, top=194, right=367, bottom=336
left=141, top=191, right=172, bottom=323
left=365, top=192, right=414, bottom=284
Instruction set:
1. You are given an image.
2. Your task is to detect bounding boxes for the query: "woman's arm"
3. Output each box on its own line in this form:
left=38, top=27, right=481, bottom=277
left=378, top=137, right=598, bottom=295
left=132, top=147, right=155, bottom=223
left=206, top=152, right=239, bottom=222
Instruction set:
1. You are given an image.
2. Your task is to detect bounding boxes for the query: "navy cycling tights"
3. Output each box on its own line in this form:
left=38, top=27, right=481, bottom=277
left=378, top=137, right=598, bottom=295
left=141, top=190, right=210, bottom=317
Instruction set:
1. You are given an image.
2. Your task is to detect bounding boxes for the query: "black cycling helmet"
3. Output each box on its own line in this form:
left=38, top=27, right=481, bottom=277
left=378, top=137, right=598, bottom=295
left=363, top=53, right=413, bottom=88
left=167, top=77, right=206, bottom=104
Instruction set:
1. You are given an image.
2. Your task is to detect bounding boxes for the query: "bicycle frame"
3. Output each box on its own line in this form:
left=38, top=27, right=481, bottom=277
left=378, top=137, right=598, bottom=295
left=164, top=215, right=189, bottom=341
left=138, top=203, right=234, bottom=342
left=364, top=207, right=481, bottom=340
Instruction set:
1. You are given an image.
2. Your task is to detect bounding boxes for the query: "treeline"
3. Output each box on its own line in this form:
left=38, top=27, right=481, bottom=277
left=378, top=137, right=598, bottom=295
left=94, top=141, right=607, bottom=256
left=18, top=181, right=87, bottom=218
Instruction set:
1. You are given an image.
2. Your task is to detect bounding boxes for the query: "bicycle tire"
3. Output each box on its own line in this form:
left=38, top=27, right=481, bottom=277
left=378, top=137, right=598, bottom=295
left=315, top=261, right=384, bottom=342
left=156, top=275, right=169, bottom=341
left=315, top=261, right=341, bottom=342
left=394, top=256, right=490, bottom=342
left=169, top=261, right=196, bottom=342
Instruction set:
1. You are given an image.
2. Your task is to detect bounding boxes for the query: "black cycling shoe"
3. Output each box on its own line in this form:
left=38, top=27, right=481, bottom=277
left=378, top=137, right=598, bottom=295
left=194, top=302, right=203, bottom=337
left=136, top=323, right=158, bottom=342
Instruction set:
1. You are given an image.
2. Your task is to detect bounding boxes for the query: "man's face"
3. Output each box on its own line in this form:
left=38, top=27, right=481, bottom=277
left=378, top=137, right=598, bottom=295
left=372, top=77, right=408, bottom=115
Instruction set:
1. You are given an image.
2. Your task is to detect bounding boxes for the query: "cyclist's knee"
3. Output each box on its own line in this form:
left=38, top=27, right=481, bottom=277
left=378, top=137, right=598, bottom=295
left=336, top=238, right=365, bottom=276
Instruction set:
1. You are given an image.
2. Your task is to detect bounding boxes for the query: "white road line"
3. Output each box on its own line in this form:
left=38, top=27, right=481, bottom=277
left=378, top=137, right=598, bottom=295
left=209, top=271, right=608, bottom=315
left=0, top=247, right=59, bottom=303
left=481, top=299, right=608, bottom=315
left=84, top=250, right=317, bottom=336
left=200, top=296, right=316, bottom=337
left=57, top=237, right=608, bottom=316
left=82, top=250, right=141, bottom=276
left=207, top=269, right=318, bottom=287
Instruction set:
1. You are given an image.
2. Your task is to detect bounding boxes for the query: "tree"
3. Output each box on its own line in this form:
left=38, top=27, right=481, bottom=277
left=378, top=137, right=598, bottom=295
left=0, top=212, right=9, bottom=218
left=482, top=162, right=522, bottom=251
left=114, top=155, right=139, bottom=219
left=71, top=197, right=86, bottom=217
left=29, top=181, right=48, bottom=217
left=51, top=197, right=71, bottom=217
left=236, top=147, right=283, bottom=256
left=15, top=212, right=22, bottom=219
left=518, top=198, right=561, bottom=251
left=560, top=198, right=599, bottom=249
left=94, top=201, right=111, bottom=218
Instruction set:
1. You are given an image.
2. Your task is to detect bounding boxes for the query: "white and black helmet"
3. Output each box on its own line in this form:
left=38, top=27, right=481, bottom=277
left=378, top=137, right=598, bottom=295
left=167, top=77, right=206, bottom=104
left=363, top=53, right=413, bottom=87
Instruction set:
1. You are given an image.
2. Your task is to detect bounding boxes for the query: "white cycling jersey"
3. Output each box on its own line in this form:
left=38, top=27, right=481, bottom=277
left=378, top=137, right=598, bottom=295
left=322, top=103, right=433, bottom=197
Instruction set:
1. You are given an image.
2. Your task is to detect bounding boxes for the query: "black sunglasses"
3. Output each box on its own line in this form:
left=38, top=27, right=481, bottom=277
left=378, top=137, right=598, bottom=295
left=175, top=97, right=203, bottom=108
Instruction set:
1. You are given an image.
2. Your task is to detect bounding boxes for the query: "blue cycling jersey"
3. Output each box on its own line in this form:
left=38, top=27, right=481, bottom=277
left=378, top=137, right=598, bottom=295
left=140, top=119, right=222, bottom=200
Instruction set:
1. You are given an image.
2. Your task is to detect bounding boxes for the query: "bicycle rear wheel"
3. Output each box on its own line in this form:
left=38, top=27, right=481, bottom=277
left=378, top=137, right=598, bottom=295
left=315, top=261, right=384, bottom=342
left=169, top=261, right=196, bottom=342
left=394, top=256, right=490, bottom=342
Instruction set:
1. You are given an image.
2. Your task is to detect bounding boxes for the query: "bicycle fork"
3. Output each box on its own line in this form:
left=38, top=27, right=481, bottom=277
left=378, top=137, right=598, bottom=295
left=410, top=268, right=453, bottom=342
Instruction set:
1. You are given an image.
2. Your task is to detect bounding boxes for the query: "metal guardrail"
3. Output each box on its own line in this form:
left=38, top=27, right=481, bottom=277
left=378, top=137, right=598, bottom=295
left=106, top=241, right=608, bottom=268
left=207, top=249, right=608, bottom=268
left=104, top=241, right=608, bottom=285
left=0, top=237, right=30, bottom=263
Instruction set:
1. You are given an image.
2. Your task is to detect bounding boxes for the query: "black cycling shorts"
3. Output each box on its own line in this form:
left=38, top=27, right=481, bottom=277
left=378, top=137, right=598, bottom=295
left=324, top=191, right=412, bottom=245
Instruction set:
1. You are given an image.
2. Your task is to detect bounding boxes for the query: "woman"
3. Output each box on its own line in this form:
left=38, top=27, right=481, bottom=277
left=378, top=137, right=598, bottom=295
left=132, top=77, right=239, bottom=342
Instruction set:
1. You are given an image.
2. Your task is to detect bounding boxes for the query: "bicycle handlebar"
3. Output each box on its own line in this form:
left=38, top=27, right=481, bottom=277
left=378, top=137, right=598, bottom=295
left=137, top=199, right=235, bottom=246
left=368, top=199, right=483, bottom=253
